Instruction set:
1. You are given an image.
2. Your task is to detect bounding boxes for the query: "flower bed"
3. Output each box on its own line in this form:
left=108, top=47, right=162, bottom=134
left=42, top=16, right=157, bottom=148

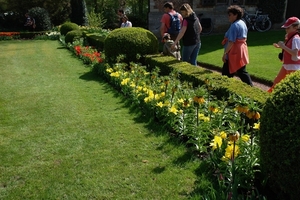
left=0, top=32, right=20, bottom=40
left=67, top=41, right=266, bottom=199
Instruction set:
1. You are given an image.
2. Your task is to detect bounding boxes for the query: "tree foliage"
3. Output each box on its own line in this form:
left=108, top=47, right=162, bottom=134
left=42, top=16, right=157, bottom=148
left=70, top=0, right=89, bottom=26
left=1, top=0, right=71, bottom=26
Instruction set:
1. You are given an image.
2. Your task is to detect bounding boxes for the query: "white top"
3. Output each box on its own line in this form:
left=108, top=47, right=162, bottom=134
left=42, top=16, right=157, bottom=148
left=121, top=21, right=132, bottom=28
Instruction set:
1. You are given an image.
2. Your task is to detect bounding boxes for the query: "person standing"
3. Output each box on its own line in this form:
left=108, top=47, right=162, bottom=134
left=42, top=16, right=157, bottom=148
left=267, top=17, right=300, bottom=93
left=24, top=13, right=33, bottom=31
left=221, top=5, right=253, bottom=86
left=120, top=15, right=132, bottom=28
left=117, top=9, right=125, bottom=28
left=171, top=3, right=202, bottom=66
left=160, top=2, right=183, bottom=42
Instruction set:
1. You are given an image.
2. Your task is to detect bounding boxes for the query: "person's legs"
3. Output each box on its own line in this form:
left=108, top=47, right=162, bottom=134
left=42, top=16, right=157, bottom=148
left=182, top=44, right=197, bottom=65
left=189, top=42, right=201, bottom=66
left=222, top=61, right=234, bottom=78
left=236, top=66, right=253, bottom=86
left=268, top=67, right=295, bottom=92
left=182, top=45, right=193, bottom=64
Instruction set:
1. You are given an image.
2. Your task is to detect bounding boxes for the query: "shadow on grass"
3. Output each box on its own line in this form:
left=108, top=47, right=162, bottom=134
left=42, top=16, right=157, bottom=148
left=78, top=70, right=212, bottom=197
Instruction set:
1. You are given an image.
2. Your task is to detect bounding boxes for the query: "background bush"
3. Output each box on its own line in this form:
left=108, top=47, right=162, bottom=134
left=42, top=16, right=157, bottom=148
left=28, top=7, right=52, bottom=31
left=259, top=71, right=300, bottom=199
left=60, top=22, right=80, bottom=36
left=104, top=27, right=158, bottom=63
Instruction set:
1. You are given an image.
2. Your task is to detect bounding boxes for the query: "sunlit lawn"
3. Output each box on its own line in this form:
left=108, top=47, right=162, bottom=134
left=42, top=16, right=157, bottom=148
left=198, top=30, right=285, bottom=83
left=0, top=40, right=202, bottom=199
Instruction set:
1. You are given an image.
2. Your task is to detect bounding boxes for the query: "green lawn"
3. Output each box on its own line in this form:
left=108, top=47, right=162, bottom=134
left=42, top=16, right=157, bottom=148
left=0, top=40, right=203, bottom=199
left=198, top=30, right=285, bottom=83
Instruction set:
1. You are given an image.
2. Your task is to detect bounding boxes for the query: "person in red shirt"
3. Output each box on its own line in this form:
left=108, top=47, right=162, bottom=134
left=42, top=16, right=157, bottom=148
left=160, top=2, right=183, bottom=42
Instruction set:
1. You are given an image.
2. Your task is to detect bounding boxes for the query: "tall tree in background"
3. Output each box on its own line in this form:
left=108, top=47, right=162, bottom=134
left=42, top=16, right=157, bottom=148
left=85, top=0, right=119, bottom=28
left=70, top=0, right=89, bottom=26
left=1, top=0, right=71, bottom=26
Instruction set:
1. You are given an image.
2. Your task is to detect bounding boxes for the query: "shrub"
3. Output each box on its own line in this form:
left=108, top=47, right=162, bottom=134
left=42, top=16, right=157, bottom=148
left=60, top=22, right=80, bottom=36
left=259, top=71, right=300, bottom=199
left=29, top=7, right=52, bottom=31
left=65, top=30, right=83, bottom=44
left=87, top=9, right=106, bottom=28
left=104, top=27, right=158, bottom=63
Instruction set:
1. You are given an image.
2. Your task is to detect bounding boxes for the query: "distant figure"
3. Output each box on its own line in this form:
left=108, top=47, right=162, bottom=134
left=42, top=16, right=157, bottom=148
left=161, top=33, right=181, bottom=60
left=120, top=15, right=132, bottom=28
left=31, top=17, right=36, bottom=30
left=117, top=9, right=124, bottom=28
left=24, top=13, right=35, bottom=31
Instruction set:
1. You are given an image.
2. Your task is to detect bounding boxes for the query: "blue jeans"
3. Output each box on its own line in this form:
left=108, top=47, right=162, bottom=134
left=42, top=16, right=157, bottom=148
left=182, top=42, right=201, bottom=66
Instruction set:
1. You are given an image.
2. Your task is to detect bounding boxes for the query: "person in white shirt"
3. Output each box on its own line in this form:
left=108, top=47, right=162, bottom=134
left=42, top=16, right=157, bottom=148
left=268, top=17, right=300, bottom=92
left=120, top=15, right=132, bottom=28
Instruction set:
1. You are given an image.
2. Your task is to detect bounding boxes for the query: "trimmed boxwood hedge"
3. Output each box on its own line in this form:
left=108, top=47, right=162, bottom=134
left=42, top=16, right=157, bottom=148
left=259, top=71, right=300, bottom=199
left=104, top=27, right=159, bottom=63
left=60, top=22, right=80, bottom=36
left=144, top=54, right=269, bottom=106
left=65, top=30, right=83, bottom=44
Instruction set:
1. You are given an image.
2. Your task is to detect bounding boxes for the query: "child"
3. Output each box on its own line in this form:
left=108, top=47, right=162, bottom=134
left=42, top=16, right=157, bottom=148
left=161, top=33, right=181, bottom=60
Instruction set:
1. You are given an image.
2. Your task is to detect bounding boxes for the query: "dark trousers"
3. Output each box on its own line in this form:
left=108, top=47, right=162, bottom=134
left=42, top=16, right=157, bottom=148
left=222, top=61, right=253, bottom=86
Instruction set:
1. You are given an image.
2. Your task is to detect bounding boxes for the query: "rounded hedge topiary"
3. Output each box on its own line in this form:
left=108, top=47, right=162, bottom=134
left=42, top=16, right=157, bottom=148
left=65, top=30, right=83, bottom=44
left=259, top=71, right=300, bottom=199
left=60, top=22, right=80, bottom=36
left=28, top=7, right=52, bottom=31
left=104, top=27, right=158, bottom=63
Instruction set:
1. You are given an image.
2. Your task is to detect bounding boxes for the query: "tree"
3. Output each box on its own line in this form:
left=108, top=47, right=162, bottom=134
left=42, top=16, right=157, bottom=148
left=70, top=0, right=89, bottom=26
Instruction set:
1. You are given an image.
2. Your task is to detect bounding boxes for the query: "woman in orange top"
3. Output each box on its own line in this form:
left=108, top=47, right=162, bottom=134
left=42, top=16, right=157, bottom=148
left=222, top=5, right=253, bottom=86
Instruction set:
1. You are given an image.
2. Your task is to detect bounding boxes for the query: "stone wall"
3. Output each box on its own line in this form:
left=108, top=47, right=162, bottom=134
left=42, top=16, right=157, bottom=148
left=148, top=0, right=258, bottom=39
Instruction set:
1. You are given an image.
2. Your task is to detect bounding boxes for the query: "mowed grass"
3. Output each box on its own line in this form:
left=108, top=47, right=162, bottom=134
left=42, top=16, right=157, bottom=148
left=198, top=30, right=285, bottom=83
left=0, top=40, right=202, bottom=199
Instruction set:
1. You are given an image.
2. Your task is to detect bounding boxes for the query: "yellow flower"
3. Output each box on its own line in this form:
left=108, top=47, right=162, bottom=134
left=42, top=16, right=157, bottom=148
left=160, top=92, right=165, bottom=97
left=209, top=106, right=219, bottom=113
left=121, top=78, right=130, bottom=85
left=164, top=101, right=170, bottom=107
left=220, top=131, right=227, bottom=139
left=222, top=144, right=240, bottom=161
left=129, top=82, right=136, bottom=88
left=253, top=122, right=260, bottom=130
left=156, top=102, right=164, bottom=108
left=106, top=68, right=113, bottom=73
left=210, top=135, right=222, bottom=150
left=169, top=106, right=178, bottom=115
left=177, top=98, right=184, bottom=104
left=137, top=86, right=143, bottom=91
left=144, top=97, right=150, bottom=103
left=241, top=134, right=250, bottom=142
left=198, top=113, right=210, bottom=122
left=110, top=72, right=120, bottom=77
